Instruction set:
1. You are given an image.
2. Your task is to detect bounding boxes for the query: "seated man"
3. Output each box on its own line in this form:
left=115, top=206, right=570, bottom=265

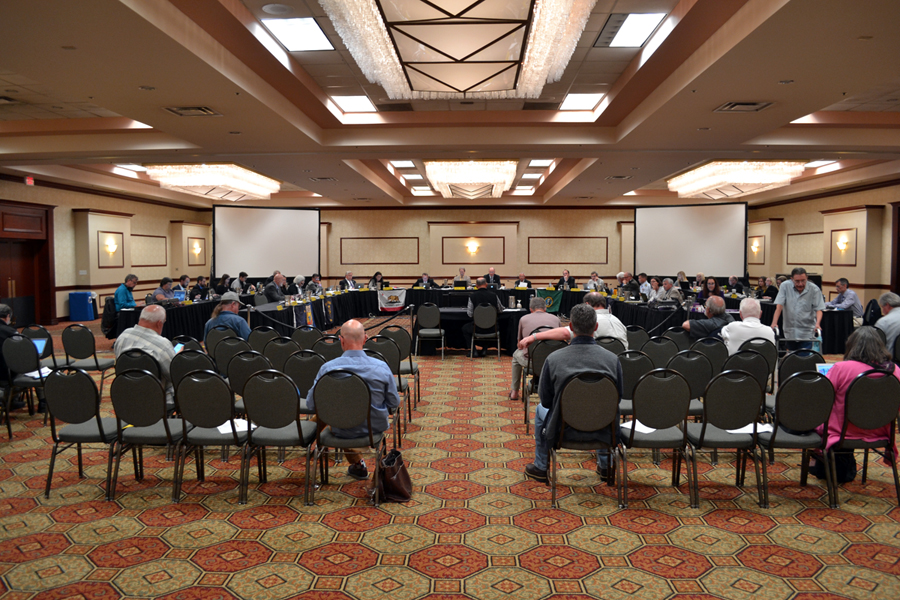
left=454, top=267, right=471, bottom=287
left=727, top=276, right=744, bottom=294
left=826, top=277, right=864, bottom=326
left=556, top=269, right=576, bottom=290
left=585, top=271, right=605, bottom=292
left=620, top=272, right=640, bottom=298
left=656, top=278, right=684, bottom=303
left=484, top=267, right=501, bottom=287
left=339, top=271, right=358, bottom=290
left=876, top=292, right=900, bottom=352
left=265, top=273, right=287, bottom=303
left=463, top=277, right=504, bottom=357
left=231, top=271, right=255, bottom=294
left=203, top=292, right=251, bottom=340
left=509, top=297, right=560, bottom=401
left=0, top=303, right=34, bottom=410
left=305, top=273, right=324, bottom=295
left=638, top=273, right=651, bottom=297
left=190, top=276, right=209, bottom=301
left=173, top=274, right=190, bottom=292
left=517, top=293, right=628, bottom=350
left=524, top=303, right=623, bottom=483
left=306, top=319, right=400, bottom=480
left=720, top=298, right=776, bottom=355
left=514, top=272, right=532, bottom=288
left=153, top=277, right=175, bottom=302
left=114, top=274, right=139, bottom=311
left=682, top=295, right=734, bottom=339
left=114, top=305, right=177, bottom=406
left=413, top=272, right=437, bottom=289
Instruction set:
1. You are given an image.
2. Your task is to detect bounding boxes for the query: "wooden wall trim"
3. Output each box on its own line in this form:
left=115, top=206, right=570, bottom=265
left=748, top=218, right=784, bottom=223
left=752, top=178, right=900, bottom=210
left=130, top=233, right=168, bottom=268
left=74, top=208, right=134, bottom=218
left=170, top=220, right=211, bottom=227
left=830, top=228, right=857, bottom=267
left=339, top=237, right=420, bottom=265
left=441, top=236, right=505, bottom=265
left=819, top=205, right=883, bottom=215
left=427, top=221, right=520, bottom=225
left=786, top=231, right=824, bottom=266
left=527, top=236, right=609, bottom=264
left=97, top=230, right=124, bottom=269
left=748, top=234, right=766, bottom=265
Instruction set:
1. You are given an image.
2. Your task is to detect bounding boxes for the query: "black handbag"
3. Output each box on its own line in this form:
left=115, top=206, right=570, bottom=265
left=376, top=449, right=412, bottom=503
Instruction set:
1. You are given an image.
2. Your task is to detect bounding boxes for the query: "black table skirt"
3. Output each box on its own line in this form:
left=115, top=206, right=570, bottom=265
left=411, top=307, right=527, bottom=356
left=115, top=295, right=253, bottom=341
left=252, top=291, right=382, bottom=336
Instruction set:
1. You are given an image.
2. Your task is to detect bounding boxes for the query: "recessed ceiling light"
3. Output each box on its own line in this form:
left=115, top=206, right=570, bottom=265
left=515, top=185, right=534, bottom=190
left=560, top=93, right=604, bottom=111
left=262, top=18, right=333, bottom=51
left=138, top=86, right=155, bottom=91
left=805, top=160, right=835, bottom=168
left=115, top=164, right=147, bottom=172
left=412, top=186, right=431, bottom=192
left=521, top=173, right=541, bottom=180
left=403, top=174, right=423, bottom=181
left=610, top=14, right=666, bottom=47
left=262, top=3, right=293, bottom=15
left=331, top=96, right=376, bottom=113
left=529, top=159, right=553, bottom=168
left=390, top=160, right=415, bottom=169
left=779, top=79, right=794, bottom=85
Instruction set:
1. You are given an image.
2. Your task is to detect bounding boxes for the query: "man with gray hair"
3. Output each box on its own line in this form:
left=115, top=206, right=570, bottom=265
left=720, top=298, right=776, bottom=355
left=518, top=293, right=628, bottom=351
left=682, top=295, right=734, bottom=340
left=524, top=303, right=623, bottom=484
left=771, top=267, right=824, bottom=350
left=585, top=271, right=605, bottom=292
left=114, top=304, right=177, bottom=406
left=876, top=292, right=900, bottom=352
left=339, top=271, right=358, bottom=290
left=509, top=296, right=560, bottom=400
left=657, top=278, right=684, bottom=303
left=826, top=278, right=863, bottom=326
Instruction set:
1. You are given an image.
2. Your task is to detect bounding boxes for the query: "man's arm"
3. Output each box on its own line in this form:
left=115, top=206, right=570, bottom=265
left=234, top=315, right=252, bottom=340
left=466, top=297, right=474, bottom=318
left=538, top=360, right=554, bottom=410
left=770, top=304, right=783, bottom=331
left=517, top=326, right=570, bottom=350
left=682, top=320, right=691, bottom=332
left=381, top=365, right=401, bottom=410
left=815, top=310, right=823, bottom=333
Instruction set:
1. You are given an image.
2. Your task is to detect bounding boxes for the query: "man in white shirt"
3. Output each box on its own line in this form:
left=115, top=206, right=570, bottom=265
left=638, top=273, right=651, bottom=297
left=720, top=298, right=776, bottom=355
left=516, top=293, right=628, bottom=351
left=585, top=271, right=605, bottom=292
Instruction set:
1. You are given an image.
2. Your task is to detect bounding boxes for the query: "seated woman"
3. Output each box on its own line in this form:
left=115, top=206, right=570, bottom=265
left=693, top=272, right=705, bottom=287
left=757, top=276, right=779, bottom=300
left=153, top=277, right=175, bottom=302
left=368, top=271, right=386, bottom=290
left=287, top=275, right=305, bottom=295
left=816, top=327, right=900, bottom=477
left=697, top=276, right=724, bottom=302
left=676, top=271, right=688, bottom=285
left=646, top=277, right=663, bottom=302
left=215, top=274, right=231, bottom=296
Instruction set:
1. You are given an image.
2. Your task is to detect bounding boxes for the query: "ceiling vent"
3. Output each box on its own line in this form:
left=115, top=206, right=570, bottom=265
left=163, top=106, right=222, bottom=117
left=524, top=102, right=560, bottom=110
left=605, top=175, right=632, bottom=180
left=309, top=177, right=337, bottom=182
left=594, top=14, right=629, bottom=47
left=352, top=197, right=370, bottom=202
left=0, top=96, right=19, bottom=105
left=714, top=102, right=773, bottom=113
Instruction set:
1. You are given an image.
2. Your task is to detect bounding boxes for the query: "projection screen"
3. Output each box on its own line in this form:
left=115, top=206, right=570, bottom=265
left=213, top=206, right=319, bottom=278
left=634, top=203, right=747, bottom=277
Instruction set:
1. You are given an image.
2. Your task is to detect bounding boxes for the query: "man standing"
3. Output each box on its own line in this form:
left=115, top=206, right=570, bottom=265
left=339, top=271, right=358, bottom=290
left=524, top=304, right=623, bottom=483
left=306, top=320, right=400, bottom=480
left=876, top=292, right=900, bottom=352
left=771, top=267, right=825, bottom=349
left=114, top=274, right=139, bottom=311
left=414, top=272, right=437, bottom=289
left=265, top=274, right=287, bottom=303
left=720, top=298, right=776, bottom=355
left=826, top=278, right=864, bottom=326
left=727, top=276, right=744, bottom=294
left=463, top=278, right=504, bottom=357
left=509, top=297, right=560, bottom=401
left=484, top=267, right=501, bottom=287
left=657, top=278, right=684, bottom=303
left=114, top=305, right=177, bottom=406
left=638, top=273, right=651, bottom=297
left=203, top=292, right=251, bottom=340
left=585, top=271, right=605, bottom=292
left=682, top=296, right=734, bottom=339
left=514, top=273, right=532, bottom=288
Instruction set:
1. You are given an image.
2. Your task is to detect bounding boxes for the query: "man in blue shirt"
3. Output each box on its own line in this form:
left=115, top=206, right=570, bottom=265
left=306, top=319, right=400, bottom=480
left=826, top=277, right=864, bottom=326
left=114, top=274, right=138, bottom=311
left=203, top=292, right=251, bottom=340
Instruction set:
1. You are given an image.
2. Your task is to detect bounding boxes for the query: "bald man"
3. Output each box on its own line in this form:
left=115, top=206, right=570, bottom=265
left=114, top=304, right=178, bottom=407
left=305, top=320, right=400, bottom=480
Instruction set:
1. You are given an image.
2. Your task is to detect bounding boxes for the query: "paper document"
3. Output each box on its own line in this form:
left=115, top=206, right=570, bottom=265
left=620, top=420, right=656, bottom=434
left=217, top=419, right=255, bottom=434
left=726, top=423, right=774, bottom=435
left=23, top=367, right=52, bottom=379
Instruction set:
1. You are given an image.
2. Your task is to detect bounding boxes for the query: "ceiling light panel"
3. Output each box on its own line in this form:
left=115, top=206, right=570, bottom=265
left=390, top=160, right=416, bottom=169
left=529, top=159, right=553, bottom=167
left=608, top=14, right=665, bottom=48
left=263, top=18, right=334, bottom=51
left=331, top=96, right=377, bottom=112
left=560, top=93, right=604, bottom=110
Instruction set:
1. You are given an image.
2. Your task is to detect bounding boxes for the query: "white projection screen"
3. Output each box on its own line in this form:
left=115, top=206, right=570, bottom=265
left=634, top=203, right=747, bottom=277
left=213, top=206, right=319, bottom=277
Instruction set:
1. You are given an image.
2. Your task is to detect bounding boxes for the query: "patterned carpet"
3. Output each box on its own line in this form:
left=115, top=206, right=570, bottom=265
left=1, top=318, right=899, bottom=599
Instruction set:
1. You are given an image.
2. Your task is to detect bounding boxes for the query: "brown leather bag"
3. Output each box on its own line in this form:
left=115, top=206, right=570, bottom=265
left=376, top=449, right=412, bottom=503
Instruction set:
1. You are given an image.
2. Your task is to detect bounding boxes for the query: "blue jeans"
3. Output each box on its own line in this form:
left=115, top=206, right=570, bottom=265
left=534, top=404, right=609, bottom=471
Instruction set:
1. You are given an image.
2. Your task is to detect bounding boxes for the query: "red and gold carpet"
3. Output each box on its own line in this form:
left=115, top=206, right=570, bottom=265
left=1, top=321, right=898, bottom=599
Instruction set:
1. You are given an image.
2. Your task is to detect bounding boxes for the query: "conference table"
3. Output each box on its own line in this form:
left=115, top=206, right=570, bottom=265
left=115, top=294, right=255, bottom=340
left=410, top=307, right=527, bottom=356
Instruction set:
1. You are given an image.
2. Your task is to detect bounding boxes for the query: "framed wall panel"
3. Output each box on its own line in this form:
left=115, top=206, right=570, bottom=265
left=188, top=237, right=206, bottom=266
left=340, top=237, right=419, bottom=265
left=786, top=232, right=824, bottom=265
left=748, top=235, right=765, bottom=265
left=131, top=234, right=167, bottom=267
left=97, top=231, right=124, bottom=269
left=830, top=228, right=857, bottom=267
left=528, top=236, right=608, bottom=265
left=442, top=236, right=505, bottom=265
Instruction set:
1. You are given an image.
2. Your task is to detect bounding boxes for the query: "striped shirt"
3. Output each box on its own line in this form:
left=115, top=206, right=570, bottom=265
left=114, top=324, right=176, bottom=402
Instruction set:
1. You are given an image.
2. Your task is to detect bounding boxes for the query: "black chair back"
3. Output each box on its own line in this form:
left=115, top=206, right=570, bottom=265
left=739, top=337, right=777, bottom=390
left=417, top=303, right=441, bottom=330
left=666, top=350, right=713, bottom=399
left=61, top=323, right=99, bottom=361
left=173, top=335, right=203, bottom=352
left=263, top=337, right=301, bottom=371
left=723, top=349, right=769, bottom=394
left=691, top=337, right=728, bottom=375
left=312, top=370, right=374, bottom=447
left=626, top=325, right=650, bottom=352
left=381, top=325, right=413, bottom=361
left=631, top=369, right=691, bottom=434
left=227, top=351, right=273, bottom=396
left=771, top=372, right=835, bottom=435
left=214, top=337, right=252, bottom=376
left=115, top=348, right=161, bottom=378
left=2, top=335, right=42, bottom=377
left=205, top=325, right=238, bottom=356
left=364, top=336, right=401, bottom=375
left=243, top=370, right=301, bottom=431
left=291, top=326, right=324, bottom=350
left=617, top=350, right=654, bottom=401
left=778, top=349, right=824, bottom=383
left=702, top=370, right=763, bottom=432
left=641, top=336, right=679, bottom=369
left=20, top=325, right=55, bottom=362
left=170, top=350, right=216, bottom=390
left=473, top=304, right=498, bottom=330
left=283, top=350, right=325, bottom=398
left=111, top=369, right=168, bottom=429
left=558, top=373, right=619, bottom=435
left=663, top=327, right=692, bottom=352
left=844, top=369, right=900, bottom=433
left=596, top=336, right=626, bottom=355
left=176, top=370, right=235, bottom=430
left=312, top=335, right=343, bottom=362
left=248, top=326, right=279, bottom=354
left=45, top=368, right=101, bottom=426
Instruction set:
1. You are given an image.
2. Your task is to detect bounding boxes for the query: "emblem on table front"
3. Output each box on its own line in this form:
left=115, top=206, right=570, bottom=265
left=544, top=297, right=554, bottom=309
left=387, top=295, right=401, bottom=305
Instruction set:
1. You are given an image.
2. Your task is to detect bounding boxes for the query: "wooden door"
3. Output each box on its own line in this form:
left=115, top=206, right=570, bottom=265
left=0, top=240, right=37, bottom=326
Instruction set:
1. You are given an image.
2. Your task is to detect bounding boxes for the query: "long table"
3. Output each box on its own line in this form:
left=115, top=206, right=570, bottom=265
left=115, top=295, right=253, bottom=341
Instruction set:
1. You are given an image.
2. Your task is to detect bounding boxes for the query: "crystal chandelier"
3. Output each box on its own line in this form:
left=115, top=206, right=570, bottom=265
left=144, top=164, right=281, bottom=201
left=319, top=0, right=597, bottom=100
left=425, top=160, right=518, bottom=198
left=667, top=161, right=807, bottom=199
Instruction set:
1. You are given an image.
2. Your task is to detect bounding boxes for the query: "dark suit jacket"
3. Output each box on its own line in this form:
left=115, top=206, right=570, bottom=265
left=338, top=278, right=358, bottom=290
left=513, top=279, right=532, bottom=288
left=556, top=276, right=576, bottom=289
left=484, top=274, right=501, bottom=286
left=264, top=281, right=285, bottom=302
left=414, top=278, right=437, bottom=289
left=189, top=284, right=209, bottom=301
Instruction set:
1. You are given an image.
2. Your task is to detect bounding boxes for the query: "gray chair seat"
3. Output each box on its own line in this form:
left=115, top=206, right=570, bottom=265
left=474, top=331, right=497, bottom=339
left=398, top=376, right=409, bottom=391
left=399, top=361, right=419, bottom=375
left=58, top=417, right=118, bottom=443
left=122, top=419, right=187, bottom=445
left=13, top=374, right=45, bottom=388
left=418, top=328, right=444, bottom=337
left=619, top=399, right=633, bottom=416
left=319, top=427, right=384, bottom=449
left=687, top=399, right=704, bottom=416
left=626, top=426, right=685, bottom=448
left=41, top=357, right=68, bottom=369
left=298, top=397, right=313, bottom=414
left=758, top=429, right=822, bottom=449
left=765, top=393, right=776, bottom=412
left=69, top=357, right=115, bottom=370
left=837, top=437, right=891, bottom=450
left=251, top=421, right=316, bottom=447
left=186, top=426, right=249, bottom=446
left=686, top=423, right=754, bottom=448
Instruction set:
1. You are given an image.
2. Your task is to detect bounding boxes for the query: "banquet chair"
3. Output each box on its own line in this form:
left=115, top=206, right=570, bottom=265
left=248, top=326, right=279, bottom=354
left=739, top=337, right=777, bottom=392
left=227, top=350, right=272, bottom=413
left=205, top=325, right=238, bottom=357
left=522, top=339, right=566, bottom=433
left=213, top=337, right=251, bottom=377
left=667, top=350, right=713, bottom=419
left=471, top=304, right=501, bottom=359
left=617, top=350, right=654, bottom=419
left=20, top=324, right=67, bottom=369
left=61, top=323, right=115, bottom=397
left=312, top=335, right=343, bottom=363
left=381, top=325, right=419, bottom=408
left=640, top=336, right=679, bottom=369
left=414, top=303, right=444, bottom=359
left=291, top=325, right=323, bottom=350
left=170, top=350, right=216, bottom=392
left=691, top=337, right=728, bottom=376
left=172, top=335, right=203, bottom=352
left=596, top=336, right=626, bottom=355
left=663, top=326, right=692, bottom=352
left=282, top=350, right=325, bottom=415
left=626, top=326, right=649, bottom=354
left=263, top=337, right=301, bottom=371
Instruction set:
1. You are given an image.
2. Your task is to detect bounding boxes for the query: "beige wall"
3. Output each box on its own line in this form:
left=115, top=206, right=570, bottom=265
left=0, top=179, right=211, bottom=319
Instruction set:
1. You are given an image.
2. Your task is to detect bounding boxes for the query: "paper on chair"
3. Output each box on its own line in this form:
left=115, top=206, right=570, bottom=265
left=217, top=419, right=255, bottom=434
left=726, top=423, right=774, bottom=435
left=23, top=367, right=52, bottom=379
left=620, top=420, right=656, bottom=434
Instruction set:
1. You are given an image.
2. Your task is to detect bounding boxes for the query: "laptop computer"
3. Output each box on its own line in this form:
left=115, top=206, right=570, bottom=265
left=173, top=289, right=186, bottom=302
left=679, top=281, right=690, bottom=291
left=31, top=338, right=47, bottom=355
left=816, top=363, right=834, bottom=376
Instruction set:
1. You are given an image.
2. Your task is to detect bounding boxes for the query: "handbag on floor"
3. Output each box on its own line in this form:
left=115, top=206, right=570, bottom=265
left=376, top=448, right=412, bottom=503
left=810, top=450, right=857, bottom=483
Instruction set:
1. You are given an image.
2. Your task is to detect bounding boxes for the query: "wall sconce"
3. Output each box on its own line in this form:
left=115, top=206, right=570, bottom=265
left=105, top=238, right=118, bottom=254
left=466, top=240, right=479, bottom=255
left=836, top=237, right=848, bottom=252
left=750, top=240, right=760, bottom=254
left=192, top=241, right=202, bottom=256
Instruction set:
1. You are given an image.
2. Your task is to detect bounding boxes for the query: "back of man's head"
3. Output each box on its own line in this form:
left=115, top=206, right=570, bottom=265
left=139, top=304, right=166, bottom=328
left=584, top=292, right=606, bottom=309
left=529, top=297, right=545, bottom=312
left=569, top=303, right=597, bottom=337
left=0, top=303, right=12, bottom=321
left=739, top=297, right=761, bottom=319
left=340, top=319, right=366, bottom=349
left=879, top=292, right=900, bottom=309
left=476, top=277, right=487, bottom=288
left=706, top=295, right=726, bottom=317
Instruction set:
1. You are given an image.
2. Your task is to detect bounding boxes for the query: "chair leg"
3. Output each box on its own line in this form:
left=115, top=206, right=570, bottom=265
left=862, top=448, right=869, bottom=484
left=689, top=445, right=700, bottom=509
left=441, top=335, right=444, bottom=360
left=196, top=446, right=205, bottom=482
left=258, top=447, right=266, bottom=483
left=549, top=448, right=557, bottom=509
left=620, top=446, right=628, bottom=509
left=888, top=447, right=900, bottom=506
left=132, top=445, right=141, bottom=480
left=754, top=447, right=769, bottom=509
left=672, top=447, right=681, bottom=488
left=109, top=442, right=124, bottom=502
left=304, top=446, right=314, bottom=506
left=238, top=445, right=250, bottom=505
left=524, top=391, right=530, bottom=434
left=104, top=441, right=117, bottom=502
left=76, top=443, right=85, bottom=478
left=827, top=448, right=840, bottom=509
left=44, top=443, right=59, bottom=499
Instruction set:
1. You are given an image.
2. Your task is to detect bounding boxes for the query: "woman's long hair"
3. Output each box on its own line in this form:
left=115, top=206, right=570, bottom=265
left=844, top=326, right=892, bottom=368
